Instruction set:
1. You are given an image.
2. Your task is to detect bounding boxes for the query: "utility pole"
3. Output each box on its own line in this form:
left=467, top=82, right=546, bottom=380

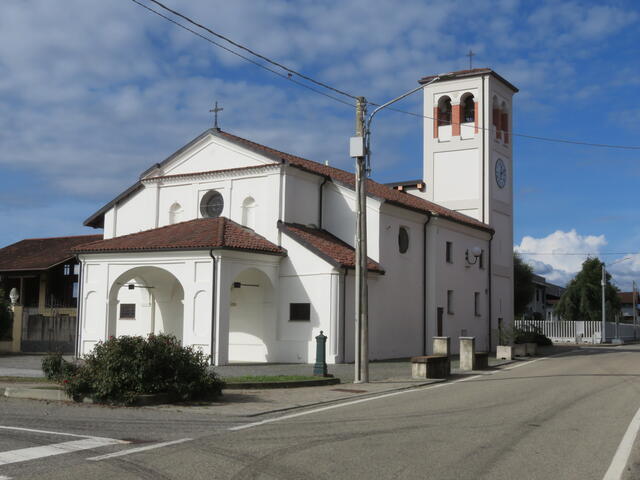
left=601, top=264, right=606, bottom=344
left=349, top=75, right=448, bottom=383
left=633, top=280, right=638, bottom=340
left=353, top=96, right=369, bottom=384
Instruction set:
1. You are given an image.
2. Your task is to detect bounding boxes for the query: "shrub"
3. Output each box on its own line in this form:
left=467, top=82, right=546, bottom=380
left=513, top=326, right=552, bottom=346
left=59, top=334, right=223, bottom=405
left=42, top=352, right=78, bottom=381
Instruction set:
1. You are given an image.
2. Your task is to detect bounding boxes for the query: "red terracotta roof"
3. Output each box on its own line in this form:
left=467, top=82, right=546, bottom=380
left=0, top=235, right=103, bottom=272
left=619, top=292, right=639, bottom=304
left=279, top=222, right=383, bottom=273
left=72, top=218, right=285, bottom=255
left=419, top=68, right=519, bottom=92
left=214, top=130, right=493, bottom=233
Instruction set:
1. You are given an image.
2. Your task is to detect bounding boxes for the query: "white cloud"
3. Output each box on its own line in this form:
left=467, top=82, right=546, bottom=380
left=515, top=230, right=640, bottom=291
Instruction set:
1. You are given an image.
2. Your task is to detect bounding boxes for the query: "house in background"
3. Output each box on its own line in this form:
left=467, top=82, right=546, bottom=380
left=619, top=292, right=639, bottom=323
left=523, top=274, right=565, bottom=321
left=0, top=235, right=101, bottom=353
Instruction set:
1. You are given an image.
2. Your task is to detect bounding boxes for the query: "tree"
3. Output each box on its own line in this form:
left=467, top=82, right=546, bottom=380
left=555, top=257, right=621, bottom=322
left=514, top=252, right=535, bottom=317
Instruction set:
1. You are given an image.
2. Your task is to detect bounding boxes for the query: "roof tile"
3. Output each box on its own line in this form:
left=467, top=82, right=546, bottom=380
left=0, top=235, right=103, bottom=271
left=72, top=217, right=284, bottom=255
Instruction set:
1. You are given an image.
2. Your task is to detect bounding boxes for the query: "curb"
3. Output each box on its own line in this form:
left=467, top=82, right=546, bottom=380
left=223, top=377, right=340, bottom=390
left=4, top=386, right=71, bottom=402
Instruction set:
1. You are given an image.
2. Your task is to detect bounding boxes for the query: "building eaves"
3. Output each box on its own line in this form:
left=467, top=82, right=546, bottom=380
left=419, top=67, right=519, bottom=93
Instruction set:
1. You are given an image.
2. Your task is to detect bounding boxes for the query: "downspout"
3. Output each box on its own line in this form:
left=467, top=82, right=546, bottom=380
left=318, top=177, right=328, bottom=229
left=74, top=254, right=83, bottom=359
left=422, top=213, right=432, bottom=355
left=341, top=267, right=348, bottom=363
left=209, top=249, right=218, bottom=365
left=482, top=75, right=486, bottom=223
left=488, top=232, right=494, bottom=349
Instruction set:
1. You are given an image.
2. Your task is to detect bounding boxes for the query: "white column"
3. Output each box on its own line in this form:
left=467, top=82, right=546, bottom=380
left=214, top=262, right=230, bottom=365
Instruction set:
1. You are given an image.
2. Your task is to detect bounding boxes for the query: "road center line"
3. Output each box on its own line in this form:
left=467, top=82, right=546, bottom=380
left=229, top=352, right=573, bottom=432
left=87, top=438, right=193, bottom=461
left=603, top=404, right=640, bottom=480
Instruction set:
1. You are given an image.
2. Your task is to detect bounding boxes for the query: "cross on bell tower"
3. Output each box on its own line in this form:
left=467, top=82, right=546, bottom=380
left=209, top=101, right=224, bottom=129
left=466, top=49, right=475, bottom=69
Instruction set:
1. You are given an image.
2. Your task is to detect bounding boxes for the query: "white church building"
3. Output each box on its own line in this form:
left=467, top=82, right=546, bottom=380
left=73, top=68, right=516, bottom=365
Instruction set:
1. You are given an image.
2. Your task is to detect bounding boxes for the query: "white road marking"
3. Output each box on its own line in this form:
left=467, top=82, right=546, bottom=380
left=87, top=438, right=192, bottom=461
left=229, top=351, right=575, bottom=432
left=0, top=426, right=127, bottom=443
left=603, top=404, right=640, bottom=480
left=0, top=438, right=121, bottom=466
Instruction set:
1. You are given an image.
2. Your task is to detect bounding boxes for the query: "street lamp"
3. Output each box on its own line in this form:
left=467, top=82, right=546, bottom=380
left=350, top=74, right=450, bottom=383
left=601, top=257, right=631, bottom=343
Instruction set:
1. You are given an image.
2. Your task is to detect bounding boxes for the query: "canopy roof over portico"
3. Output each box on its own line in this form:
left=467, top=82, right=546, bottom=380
left=72, top=217, right=285, bottom=255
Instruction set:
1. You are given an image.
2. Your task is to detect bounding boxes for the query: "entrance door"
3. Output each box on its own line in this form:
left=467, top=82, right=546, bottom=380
left=437, top=307, right=444, bottom=336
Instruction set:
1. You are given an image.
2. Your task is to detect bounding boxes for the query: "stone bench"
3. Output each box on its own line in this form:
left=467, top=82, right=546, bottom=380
left=475, top=352, right=489, bottom=370
left=411, top=355, right=449, bottom=379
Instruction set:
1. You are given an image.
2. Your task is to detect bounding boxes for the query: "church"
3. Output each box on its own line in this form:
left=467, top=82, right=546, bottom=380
left=72, top=68, right=516, bottom=365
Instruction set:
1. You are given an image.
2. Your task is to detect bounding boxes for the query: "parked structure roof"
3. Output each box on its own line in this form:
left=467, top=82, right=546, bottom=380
left=0, top=235, right=103, bottom=272
left=419, top=67, right=519, bottom=92
left=73, top=218, right=284, bottom=255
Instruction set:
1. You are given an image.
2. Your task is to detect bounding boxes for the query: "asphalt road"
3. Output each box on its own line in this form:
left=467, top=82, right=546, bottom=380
left=1, top=345, right=640, bottom=479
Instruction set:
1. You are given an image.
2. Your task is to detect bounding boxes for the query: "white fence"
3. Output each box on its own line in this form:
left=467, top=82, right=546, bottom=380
left=514, top=319, right=640, bottom=344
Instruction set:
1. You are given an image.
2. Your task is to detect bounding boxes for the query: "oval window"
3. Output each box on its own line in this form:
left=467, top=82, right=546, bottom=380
left=200, top=190, right=224, bottom=218
left=398, top=227, right=409, bottom=254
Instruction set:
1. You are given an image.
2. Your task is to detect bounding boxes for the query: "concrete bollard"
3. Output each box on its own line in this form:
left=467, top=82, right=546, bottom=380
left=496, top=345, right=513, bottom=360
left=433, top=336, right=451, bottom=375
left=459, top=337, right=476, bottom=371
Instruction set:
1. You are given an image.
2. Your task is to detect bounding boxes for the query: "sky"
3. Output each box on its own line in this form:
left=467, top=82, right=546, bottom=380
left=1, top=0, right=639, bottom=290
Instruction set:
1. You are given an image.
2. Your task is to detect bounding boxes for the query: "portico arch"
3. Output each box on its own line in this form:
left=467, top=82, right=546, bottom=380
left=108, top=266, right=185, bottom=343
left=228, top=267, right=276, bottom=362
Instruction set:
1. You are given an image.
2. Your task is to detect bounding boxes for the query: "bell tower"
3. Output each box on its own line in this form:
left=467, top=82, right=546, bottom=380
left=420, top=68, right=518, bottom=347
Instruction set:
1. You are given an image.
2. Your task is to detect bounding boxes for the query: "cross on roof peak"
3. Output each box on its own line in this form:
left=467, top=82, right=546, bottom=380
left=466, top=50, right=476, bottom=69
left=209, top=101, right=224, bottom=129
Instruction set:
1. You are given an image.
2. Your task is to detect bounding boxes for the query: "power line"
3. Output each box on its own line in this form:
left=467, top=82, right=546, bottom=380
left=518, top=252, right=640, bottom=256
left=130, top=0, right=354, bottom=108
left=139, top=0, right=357, bottom=101
left=132, top=0, right=640, bottom=151
left=373, top=102, right=640, bottom=151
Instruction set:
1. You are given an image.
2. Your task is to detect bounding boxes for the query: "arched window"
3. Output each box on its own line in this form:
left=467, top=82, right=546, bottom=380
left=169, top=202, right=183, bottom=225
left=241, top=196, right=256, bottom=229
left=492, top=96, right=501, bottom=140
left=437, top=96, right=452, bottom=127
left=461, top=94, right=475, bottom=123
left=200, top=190, right=224, bottom=218
left=501, top=101, right=509, bottom=144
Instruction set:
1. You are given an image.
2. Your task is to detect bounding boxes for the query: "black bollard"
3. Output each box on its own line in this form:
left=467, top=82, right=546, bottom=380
left=313, top=330, right=328, bottom=377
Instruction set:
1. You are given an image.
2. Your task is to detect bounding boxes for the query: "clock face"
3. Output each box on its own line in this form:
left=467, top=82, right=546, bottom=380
left=495, top=158, right=507, bottom=189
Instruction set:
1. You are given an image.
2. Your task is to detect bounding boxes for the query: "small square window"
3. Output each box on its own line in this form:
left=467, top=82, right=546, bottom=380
left=120, top=303, right=136, bottom=319
left=446, top=242, right=453, bottom=263
left=290, top=303, right=311, bottom=321
left=73, top=264, right=80, bottom=275
left=63, top=264, right=71, bottom=276
left=447, top=290, right=454, bottom=314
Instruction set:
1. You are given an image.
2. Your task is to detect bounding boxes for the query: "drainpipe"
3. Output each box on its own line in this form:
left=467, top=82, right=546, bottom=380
left=341, top=267, right=348, bottom=362
left=209, top=249, right=218, bottom=365
left=74, top=254, right=83, bottom=359
left=318, top=177, right=328, bottom=229
left=488, top=232, right=494, bottom=349
left=422, top=213, right=432, bottom=355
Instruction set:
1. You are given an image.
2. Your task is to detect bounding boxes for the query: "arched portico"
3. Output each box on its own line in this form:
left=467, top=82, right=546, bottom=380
left=107, top=266, right=185, bottom=343
left=228, top=267, right=276, bottom=363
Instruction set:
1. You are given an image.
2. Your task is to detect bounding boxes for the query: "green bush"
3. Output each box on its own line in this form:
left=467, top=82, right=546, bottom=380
left=513, top=326, right=552, bottom=346
left=60, top=334, right=223, bottom=405
left=42, top=352, right=78, bottom=381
